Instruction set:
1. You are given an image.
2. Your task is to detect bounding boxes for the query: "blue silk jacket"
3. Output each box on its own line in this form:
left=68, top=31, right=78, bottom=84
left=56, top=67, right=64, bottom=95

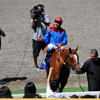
left=42, top=26, right=67, bottom=45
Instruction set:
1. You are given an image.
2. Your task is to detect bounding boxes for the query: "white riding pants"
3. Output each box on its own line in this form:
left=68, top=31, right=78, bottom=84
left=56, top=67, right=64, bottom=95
left=47, top=44, right=64, bottom=51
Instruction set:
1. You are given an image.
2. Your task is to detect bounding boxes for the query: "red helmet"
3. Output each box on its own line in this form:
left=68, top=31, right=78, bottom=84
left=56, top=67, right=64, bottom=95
left=54, top=17, right=62, bottom=25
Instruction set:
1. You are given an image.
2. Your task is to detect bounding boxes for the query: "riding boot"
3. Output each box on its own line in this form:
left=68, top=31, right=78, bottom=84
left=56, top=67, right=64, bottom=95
left=45, top=51, right=51, bottom=65
left=45, top=49, right=55, bottom=65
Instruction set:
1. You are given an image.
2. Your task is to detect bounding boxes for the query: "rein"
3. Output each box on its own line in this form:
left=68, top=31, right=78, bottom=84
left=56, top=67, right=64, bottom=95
left=78, top=74, right=85, bottom=92
left=58, top=51, right=71, bottom=69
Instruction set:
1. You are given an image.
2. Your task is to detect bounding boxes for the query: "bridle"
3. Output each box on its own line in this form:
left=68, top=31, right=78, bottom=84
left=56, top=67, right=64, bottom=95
left=68, top=52, right=79, bottom=70
left=58, top=50, right=79, bottom=71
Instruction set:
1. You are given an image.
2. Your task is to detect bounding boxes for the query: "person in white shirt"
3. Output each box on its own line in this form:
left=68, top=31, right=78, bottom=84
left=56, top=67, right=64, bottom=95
left=46, top=67, right=69, bottom=98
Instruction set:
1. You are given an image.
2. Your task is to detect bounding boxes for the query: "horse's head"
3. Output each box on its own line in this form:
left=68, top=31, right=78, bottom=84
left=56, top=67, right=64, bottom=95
left=67, top=46, right=80, bottom=73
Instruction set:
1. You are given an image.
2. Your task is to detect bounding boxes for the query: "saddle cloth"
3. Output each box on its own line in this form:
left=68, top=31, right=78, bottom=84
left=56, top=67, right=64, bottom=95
left=41, top=52, right=52, bottom=70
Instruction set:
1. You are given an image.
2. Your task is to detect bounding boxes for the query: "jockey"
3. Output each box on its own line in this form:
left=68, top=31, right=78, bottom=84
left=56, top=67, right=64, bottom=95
left=37, top=17, right=68, bottom=65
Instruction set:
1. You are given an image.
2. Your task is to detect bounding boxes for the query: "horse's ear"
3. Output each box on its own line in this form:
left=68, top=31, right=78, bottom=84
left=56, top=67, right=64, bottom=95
left=75, top=46, right=79, bottom=51
left=69, top=48, right=72, bottom=53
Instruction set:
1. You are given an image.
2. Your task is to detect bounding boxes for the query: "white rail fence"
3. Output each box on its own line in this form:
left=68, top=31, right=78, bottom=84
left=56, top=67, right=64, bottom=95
left=12, top=91, right=100, bottom=98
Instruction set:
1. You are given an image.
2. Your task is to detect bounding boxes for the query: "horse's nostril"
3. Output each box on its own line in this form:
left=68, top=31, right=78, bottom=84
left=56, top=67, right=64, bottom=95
left=76, top=70, right=79, bottom=74
left=76, top=69, right=81, bottom=74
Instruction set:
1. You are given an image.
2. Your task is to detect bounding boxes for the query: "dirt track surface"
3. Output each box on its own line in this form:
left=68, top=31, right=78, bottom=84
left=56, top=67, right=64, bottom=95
left=0, top=0, right=100, bottom=90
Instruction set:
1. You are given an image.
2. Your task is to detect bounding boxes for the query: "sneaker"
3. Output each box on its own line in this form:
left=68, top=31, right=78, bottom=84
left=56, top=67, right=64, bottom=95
left=35, top=65, right=40, bottom=71
left=38, top=67, right=44, bottom=69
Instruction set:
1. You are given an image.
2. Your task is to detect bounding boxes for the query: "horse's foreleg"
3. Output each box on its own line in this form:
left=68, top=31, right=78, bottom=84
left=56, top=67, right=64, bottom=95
left=46, top=70, right=48, bottom=78
left=57, top=83, right=61, bottom=92
left=59, top=79, right=68, bottom=92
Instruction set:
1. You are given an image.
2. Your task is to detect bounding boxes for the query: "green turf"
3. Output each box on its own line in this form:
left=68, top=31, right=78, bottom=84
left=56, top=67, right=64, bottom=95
left=63, top=87, right=88, bottom=92
left=11, top=87, right=88, bottom=94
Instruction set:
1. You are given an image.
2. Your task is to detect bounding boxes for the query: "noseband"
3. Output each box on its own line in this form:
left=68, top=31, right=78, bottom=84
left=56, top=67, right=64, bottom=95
left=58, top=51, right=79, bottom=70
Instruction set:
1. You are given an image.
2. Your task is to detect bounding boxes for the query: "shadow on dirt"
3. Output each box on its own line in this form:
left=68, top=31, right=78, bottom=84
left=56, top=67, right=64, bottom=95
left=0, top=77, right=27, bottom=84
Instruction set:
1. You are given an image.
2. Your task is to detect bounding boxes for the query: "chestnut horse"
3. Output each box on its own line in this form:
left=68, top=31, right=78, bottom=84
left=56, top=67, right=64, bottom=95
left=43, top=46, right=80, bottom=92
